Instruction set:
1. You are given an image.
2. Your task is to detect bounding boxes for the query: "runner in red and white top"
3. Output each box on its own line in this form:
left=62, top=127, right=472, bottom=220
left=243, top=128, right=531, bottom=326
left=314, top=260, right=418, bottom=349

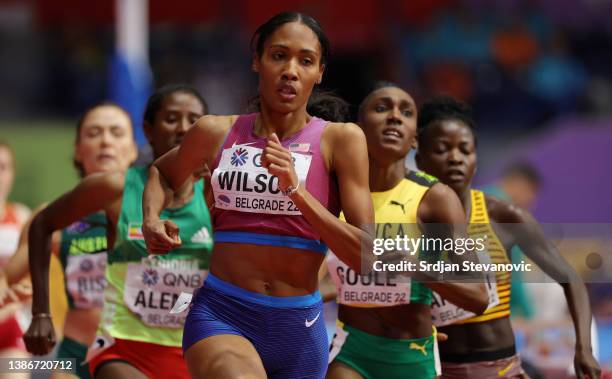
left=0, top=140, right=31, bottom=361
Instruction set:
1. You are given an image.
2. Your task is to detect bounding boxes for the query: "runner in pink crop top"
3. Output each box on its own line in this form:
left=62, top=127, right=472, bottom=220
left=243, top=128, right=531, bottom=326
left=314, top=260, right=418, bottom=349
left=142, top=12, right=374, bottom=378
left=210, top=113, right=340, bottom=253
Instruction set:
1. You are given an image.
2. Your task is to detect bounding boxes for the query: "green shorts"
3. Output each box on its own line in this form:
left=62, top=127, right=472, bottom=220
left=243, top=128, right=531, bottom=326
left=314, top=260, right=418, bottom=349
left=56, top=336, right=90, bottom=379
left=329, top=321, right=441, bottom=379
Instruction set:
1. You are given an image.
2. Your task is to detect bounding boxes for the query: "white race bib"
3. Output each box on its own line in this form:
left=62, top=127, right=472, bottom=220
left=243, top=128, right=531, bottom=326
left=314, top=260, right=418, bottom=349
left=431, top=251, right=500, bottom=326
left=327, top=253, right=412, bottom=307
left=212, top=144, right=312, bottom=215
left=123, top=259, right=206, bottom=328
left=65, top=253, right=107, bottom=309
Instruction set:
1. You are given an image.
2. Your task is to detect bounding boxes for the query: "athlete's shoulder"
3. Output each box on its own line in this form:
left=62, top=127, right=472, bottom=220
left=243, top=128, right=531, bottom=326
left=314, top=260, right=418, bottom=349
left=424, top=181, right=455, bottom=202
left=324, top=122, right=366, bottom=145
left=12, top=203, right=31, bottom=225
left=405, top=170, right=438, bottom=188
left=325, top=121, right=362, bottom=135
left=418, top=182, right=463, bottom=224
left=195, top=115, right=238, bottom=130
left=484, top=194, right=525, bottom=223
left=192, top=115, right=238, bottom=140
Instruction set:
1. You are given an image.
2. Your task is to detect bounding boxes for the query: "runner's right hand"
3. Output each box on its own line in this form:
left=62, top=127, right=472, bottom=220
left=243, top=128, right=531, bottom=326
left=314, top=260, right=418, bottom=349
left=143, top=218, right=182, bottom=254
left=23, top=316, right=56, bottom=355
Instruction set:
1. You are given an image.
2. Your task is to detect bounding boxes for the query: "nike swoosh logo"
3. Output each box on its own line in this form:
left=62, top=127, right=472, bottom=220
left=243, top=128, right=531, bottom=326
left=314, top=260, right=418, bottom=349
left=231, top=141, right=257, bottom=148
left=497, top=362, right=514, bottom=377
left=305, top=312, right=320, bottom=327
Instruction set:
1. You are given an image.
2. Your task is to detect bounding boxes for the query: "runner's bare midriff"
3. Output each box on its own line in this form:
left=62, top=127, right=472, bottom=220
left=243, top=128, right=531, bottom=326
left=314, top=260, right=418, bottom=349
left=210, top=242, right=324, bottom=296
left=339, top=303, right=433, bottom=339
left=439, top=317, right=515, bottom=354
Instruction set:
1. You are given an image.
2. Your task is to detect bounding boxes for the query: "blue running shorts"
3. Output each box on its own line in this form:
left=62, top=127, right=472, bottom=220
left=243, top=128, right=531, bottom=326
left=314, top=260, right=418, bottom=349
left=183, top=273, right=328, bottom=379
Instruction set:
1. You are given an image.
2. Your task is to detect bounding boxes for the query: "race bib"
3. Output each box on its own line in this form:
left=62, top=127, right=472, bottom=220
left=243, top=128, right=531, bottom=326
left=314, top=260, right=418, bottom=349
left=211, top=143, right=312, bottom=215
left=65, top=253, right=107, bottom=309
left=327, top=253, right=412, bottom=307
left=124, top=259, right=206, bottom=328
left=431, top=251, right=499, bottom=327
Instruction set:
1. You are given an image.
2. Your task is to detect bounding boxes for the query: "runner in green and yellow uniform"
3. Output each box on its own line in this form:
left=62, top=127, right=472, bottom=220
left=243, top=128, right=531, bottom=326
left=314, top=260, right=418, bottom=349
left=24, top=84, right=212, bottom=379
left=416, top=95, right=600, bottom=379
left=1, top=102, right=137, bottom=379
left=326, top=83, right=489, bottom=379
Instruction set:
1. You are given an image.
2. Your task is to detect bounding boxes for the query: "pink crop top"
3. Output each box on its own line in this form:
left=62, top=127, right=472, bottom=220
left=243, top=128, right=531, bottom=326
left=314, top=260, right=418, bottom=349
left=209, top=113, right=340, bottom=253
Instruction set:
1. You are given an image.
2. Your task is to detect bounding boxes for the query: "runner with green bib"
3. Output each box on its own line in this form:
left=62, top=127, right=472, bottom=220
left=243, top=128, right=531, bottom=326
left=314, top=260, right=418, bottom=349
left=24, top=84, right=212, bottom=379
left=325, top=83, right=489, bottom=379
left=2, top=102, right=137, bottom=379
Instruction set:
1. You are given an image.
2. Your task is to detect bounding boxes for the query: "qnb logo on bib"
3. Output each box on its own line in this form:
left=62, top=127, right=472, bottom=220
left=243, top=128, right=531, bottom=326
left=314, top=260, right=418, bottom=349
left=80, top=259, right=94, bottom=272
left=124, top=260, right=207, bottom=329
left=212, top=143, right=312, bottom=215
left=141, top=268, right=159, bottom=286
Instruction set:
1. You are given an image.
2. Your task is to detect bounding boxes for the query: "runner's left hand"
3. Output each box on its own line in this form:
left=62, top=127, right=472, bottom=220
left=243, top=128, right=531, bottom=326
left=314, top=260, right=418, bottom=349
left=574, top=348, right=601, bottom=379
left=261, top=133, right=298, bottom=193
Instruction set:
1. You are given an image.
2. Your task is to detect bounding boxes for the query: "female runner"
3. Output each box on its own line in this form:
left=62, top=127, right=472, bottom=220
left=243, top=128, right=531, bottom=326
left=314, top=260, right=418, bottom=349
left=24, top=85, right=213, bottom=379
left=143, top=12, right=374, bottom=379
left=416, top=96, right=600, bottom=379
left=0, top=140, right=31, bottom=371
left=326, top=83, right=488, bottom=379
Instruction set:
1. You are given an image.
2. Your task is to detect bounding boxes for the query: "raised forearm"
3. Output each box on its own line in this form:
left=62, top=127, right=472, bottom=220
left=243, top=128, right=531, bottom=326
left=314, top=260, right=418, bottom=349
left=143, top=165, right=174, bottom=222
left=290, top=189, right=373, bottom=272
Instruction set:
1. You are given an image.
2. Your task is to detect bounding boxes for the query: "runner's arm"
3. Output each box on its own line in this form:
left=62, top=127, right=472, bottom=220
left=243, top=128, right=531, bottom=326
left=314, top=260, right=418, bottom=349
left=142, top=116, right=230, bottom=252
left=497, top=200, right=600, bottom=377
left=289, top=122, right=374, bottom=272
left=29, top=172, right=124, bottom=315
left=418, top=183, right=488, bottom=314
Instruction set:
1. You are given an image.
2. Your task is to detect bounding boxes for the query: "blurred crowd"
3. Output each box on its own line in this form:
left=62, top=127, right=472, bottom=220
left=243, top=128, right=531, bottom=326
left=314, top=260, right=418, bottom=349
left=2, top=0, right=612, bottom=130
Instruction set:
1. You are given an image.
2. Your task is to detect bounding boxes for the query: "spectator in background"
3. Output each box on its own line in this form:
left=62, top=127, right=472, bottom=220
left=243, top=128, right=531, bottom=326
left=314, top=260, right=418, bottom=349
left=491, top=19, right=539, bottom=72
left=483, top=161, right=542, bottom=320
left=485, top=161, right=541, bottom=212
left=527, top=30, right=586, bottom=116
